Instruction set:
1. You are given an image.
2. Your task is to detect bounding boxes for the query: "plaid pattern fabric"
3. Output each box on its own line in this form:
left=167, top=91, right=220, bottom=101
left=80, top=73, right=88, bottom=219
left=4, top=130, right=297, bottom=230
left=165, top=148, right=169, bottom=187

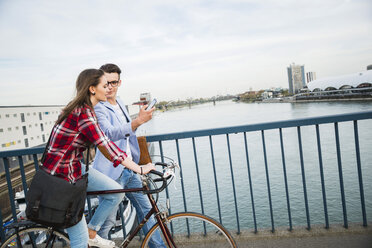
left=43, top=105, right=127, bottom=182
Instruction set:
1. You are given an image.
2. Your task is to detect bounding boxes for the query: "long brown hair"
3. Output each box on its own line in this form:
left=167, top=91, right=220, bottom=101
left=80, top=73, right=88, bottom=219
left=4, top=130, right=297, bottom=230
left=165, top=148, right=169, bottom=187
left=56, top=69, right=104, bottom=124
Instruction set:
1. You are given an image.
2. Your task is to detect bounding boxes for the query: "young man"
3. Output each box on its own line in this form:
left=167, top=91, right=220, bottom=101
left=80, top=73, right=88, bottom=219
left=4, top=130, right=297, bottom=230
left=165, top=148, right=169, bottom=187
left=93, top=64, right=165, bottom=248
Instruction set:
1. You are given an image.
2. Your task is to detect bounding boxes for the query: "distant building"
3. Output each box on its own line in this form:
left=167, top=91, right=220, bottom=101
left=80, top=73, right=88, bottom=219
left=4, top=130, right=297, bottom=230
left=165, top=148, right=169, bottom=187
left=306, top=72, right=316, bottom=83
left=295, top=68, right=372, bottom=101
left=0, top=105, right=62, bottom=151
left=261, top=91, right=273, bottom=99
left=307, top=70, right=372, bottom=91
left=133, top=93, right=152, bottom=106
left=139, top=93, right=151, bottom=103
left=287, top=63, right=306, bottom=94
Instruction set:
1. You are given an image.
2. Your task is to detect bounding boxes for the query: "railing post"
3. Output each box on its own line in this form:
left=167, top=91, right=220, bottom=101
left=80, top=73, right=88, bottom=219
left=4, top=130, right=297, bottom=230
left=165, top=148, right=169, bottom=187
left=209, top=136, right=222, bottom=225
left=191, top=138, right=204, bottom=214
left=353, top=120, right=367, bottom=227
left=191, top=137, right=207, bottom=235
left=3, top=158, right=18, bottom=222
left=159, top=141, right=171, bottom=212
left=86, top=197, right=93, bottom=221
left=297, top=126, right=311, bottom=230
left=226, top=134, right=240, bottom=234
left=0, top=208, right=5, bottom=243
left=315, top=124, right=329, bottom=229
left=243, top=132, right=257, bottom=233
left=175, top=139, right=187, bottom=212
left=334, top=122, right=348, bottom=228
left=261, top=130, right=275, bottom=232
left=32, top=154, right=39, bottom=170
left=175, top=139, right=190, bottom=236
left=279, top=128, right=292, bottom=231
left=159, top=140, right=173, bottom=235
left=17, top=156, right=29, bottom=195
left=119, top=202, right=127, bottom=239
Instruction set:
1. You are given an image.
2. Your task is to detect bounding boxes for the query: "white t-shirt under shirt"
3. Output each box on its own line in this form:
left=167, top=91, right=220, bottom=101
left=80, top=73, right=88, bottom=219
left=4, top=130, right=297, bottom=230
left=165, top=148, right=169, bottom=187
left=112, top=103, right=132, bottom=160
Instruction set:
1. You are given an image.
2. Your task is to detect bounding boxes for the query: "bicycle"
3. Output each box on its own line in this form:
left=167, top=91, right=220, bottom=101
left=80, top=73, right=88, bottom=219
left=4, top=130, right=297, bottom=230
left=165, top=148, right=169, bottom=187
left=1, top=161, right=238, bottom=248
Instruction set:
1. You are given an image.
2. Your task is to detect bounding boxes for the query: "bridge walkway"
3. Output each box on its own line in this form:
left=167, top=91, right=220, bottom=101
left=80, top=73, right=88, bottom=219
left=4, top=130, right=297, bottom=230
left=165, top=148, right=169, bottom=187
left=114, top=224, right=372, bottom=248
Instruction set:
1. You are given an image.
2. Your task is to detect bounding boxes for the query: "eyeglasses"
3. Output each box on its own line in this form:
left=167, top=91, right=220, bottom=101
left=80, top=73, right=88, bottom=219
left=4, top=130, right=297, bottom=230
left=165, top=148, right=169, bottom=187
left=107, top=80, right=119, bottom=87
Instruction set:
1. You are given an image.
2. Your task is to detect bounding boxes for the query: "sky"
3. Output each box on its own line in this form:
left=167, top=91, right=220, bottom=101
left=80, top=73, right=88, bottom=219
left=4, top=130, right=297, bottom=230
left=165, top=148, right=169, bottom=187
left=0, top=0, right=371, bottom=106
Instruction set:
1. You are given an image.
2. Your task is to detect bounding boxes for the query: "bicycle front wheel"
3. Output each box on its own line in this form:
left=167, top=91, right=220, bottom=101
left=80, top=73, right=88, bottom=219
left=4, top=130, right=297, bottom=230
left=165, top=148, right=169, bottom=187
left=141, top=212, right=237, bottom=248
left=1, top=226, right=70, bottom=248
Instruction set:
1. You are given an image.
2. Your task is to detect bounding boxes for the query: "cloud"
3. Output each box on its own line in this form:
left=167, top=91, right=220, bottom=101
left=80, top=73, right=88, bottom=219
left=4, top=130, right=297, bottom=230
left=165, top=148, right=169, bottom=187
left=0, top=0, right=371, bottom=105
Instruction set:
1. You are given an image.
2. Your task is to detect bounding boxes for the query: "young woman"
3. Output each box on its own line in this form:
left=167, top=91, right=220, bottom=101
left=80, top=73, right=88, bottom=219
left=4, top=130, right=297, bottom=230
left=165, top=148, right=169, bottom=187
left=42, top=69, right=155, bottom=248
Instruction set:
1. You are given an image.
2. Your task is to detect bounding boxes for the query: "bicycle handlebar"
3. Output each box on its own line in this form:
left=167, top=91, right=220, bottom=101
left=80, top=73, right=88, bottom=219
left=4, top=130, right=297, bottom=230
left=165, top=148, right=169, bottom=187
left=143, top=170, right=167, bottom=194
left=154, top=162, right=168, bottom=167
left=142, top=161, right=178, bottom=194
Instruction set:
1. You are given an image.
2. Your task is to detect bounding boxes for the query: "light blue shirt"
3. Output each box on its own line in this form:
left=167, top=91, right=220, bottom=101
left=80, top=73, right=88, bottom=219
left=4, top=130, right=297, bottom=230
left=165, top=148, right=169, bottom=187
left=92, top=99, right=140, bottom=180
left=112, top=104, right=132, bottom=160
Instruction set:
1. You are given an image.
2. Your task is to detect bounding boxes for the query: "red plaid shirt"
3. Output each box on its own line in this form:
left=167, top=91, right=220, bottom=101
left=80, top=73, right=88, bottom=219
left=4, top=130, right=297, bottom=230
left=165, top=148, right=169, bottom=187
left=42, top=105, right=127, bottom=182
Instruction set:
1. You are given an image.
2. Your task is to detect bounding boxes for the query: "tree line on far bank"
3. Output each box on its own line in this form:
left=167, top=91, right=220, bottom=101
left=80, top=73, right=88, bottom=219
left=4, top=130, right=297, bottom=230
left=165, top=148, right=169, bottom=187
left=155, top=88, right=291, bottom=110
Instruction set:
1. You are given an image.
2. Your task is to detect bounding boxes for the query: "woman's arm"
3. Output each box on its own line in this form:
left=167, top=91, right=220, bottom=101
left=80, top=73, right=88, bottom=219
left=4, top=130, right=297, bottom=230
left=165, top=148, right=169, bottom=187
left=78, top=107, right=127, bottom=167
left=121, top=158, right=155, bottom=175
left=79, top=107, right=155, bottom=174
left=97, top=146, right=155, bottom=174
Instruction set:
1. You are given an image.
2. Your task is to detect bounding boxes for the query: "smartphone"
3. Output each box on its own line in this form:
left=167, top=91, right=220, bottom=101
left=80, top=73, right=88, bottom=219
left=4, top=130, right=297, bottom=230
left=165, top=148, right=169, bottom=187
left=146, top=98, right=157, bottom=110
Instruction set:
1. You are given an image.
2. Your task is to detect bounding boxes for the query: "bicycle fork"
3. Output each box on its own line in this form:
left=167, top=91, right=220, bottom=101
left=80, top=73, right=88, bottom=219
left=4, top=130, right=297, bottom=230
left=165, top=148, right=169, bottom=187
left=148, top=193, right=177, bottom=248
left=119, top=189, right=177, bottom=248
left=154, top=210, right=176, bottom=247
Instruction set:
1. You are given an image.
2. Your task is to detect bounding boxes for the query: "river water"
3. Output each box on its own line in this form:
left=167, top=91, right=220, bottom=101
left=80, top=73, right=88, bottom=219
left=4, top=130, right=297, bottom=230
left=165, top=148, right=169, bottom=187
left=138, top=100, right=372, bottom=231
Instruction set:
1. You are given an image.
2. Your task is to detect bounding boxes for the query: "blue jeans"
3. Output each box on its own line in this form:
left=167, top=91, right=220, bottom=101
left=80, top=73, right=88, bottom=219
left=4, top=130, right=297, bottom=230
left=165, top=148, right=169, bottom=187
left=98, top=169, right=166, bottom=248
left=66, top=167, right=125, bottom=248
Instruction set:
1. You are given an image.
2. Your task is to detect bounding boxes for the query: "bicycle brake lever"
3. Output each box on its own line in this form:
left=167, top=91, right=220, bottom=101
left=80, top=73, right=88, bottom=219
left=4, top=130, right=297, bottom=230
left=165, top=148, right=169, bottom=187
left=174, top=162, right=180, bottom=169
left=163, top=170, right=174, bottom=178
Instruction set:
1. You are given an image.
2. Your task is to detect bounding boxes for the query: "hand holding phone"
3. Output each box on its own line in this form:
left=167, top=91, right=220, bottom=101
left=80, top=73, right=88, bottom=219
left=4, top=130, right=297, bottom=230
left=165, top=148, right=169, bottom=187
left=146, top=98, right=157, bottom=110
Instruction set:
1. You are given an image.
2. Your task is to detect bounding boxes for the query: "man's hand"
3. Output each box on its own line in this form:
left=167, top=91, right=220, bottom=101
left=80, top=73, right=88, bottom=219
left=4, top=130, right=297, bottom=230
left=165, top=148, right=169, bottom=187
left=131, top=104, right=155, bottom=131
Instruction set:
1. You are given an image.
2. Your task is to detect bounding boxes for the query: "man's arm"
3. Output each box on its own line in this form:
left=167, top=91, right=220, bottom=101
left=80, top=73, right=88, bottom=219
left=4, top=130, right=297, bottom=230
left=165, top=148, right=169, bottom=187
left=131, top=105, right=154, bottom=131
left=95, top=104, right=135, bottom=142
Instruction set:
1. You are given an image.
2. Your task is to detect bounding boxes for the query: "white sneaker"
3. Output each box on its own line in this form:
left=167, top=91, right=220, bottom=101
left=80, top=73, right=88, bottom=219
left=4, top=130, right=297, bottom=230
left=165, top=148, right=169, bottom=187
left=88, top=234, right=116, bottom=248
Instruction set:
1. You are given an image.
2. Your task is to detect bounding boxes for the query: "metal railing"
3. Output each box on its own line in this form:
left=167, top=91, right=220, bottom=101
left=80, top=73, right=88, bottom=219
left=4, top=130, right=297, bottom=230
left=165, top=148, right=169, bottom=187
left=1, top=110, right=371, bottom=242
left=145, top=110, right=371, bottom=234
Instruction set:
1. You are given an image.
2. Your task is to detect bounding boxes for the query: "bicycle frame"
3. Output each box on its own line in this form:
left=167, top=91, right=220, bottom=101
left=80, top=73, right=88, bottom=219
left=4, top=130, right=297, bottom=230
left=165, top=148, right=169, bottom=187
left=2, top=164, right=236, bottom=248
left=87, top=183, right=174, bottom=248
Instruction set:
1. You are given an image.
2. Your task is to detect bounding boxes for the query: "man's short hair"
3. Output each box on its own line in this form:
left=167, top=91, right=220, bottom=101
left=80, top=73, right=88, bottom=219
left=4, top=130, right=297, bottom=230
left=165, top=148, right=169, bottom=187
left=100, top=64, right=122, bottom=77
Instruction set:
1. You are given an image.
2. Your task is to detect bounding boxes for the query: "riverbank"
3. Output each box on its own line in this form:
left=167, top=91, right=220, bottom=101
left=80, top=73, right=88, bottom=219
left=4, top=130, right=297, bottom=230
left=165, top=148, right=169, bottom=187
left=260, top=97, right=372, bottom=103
